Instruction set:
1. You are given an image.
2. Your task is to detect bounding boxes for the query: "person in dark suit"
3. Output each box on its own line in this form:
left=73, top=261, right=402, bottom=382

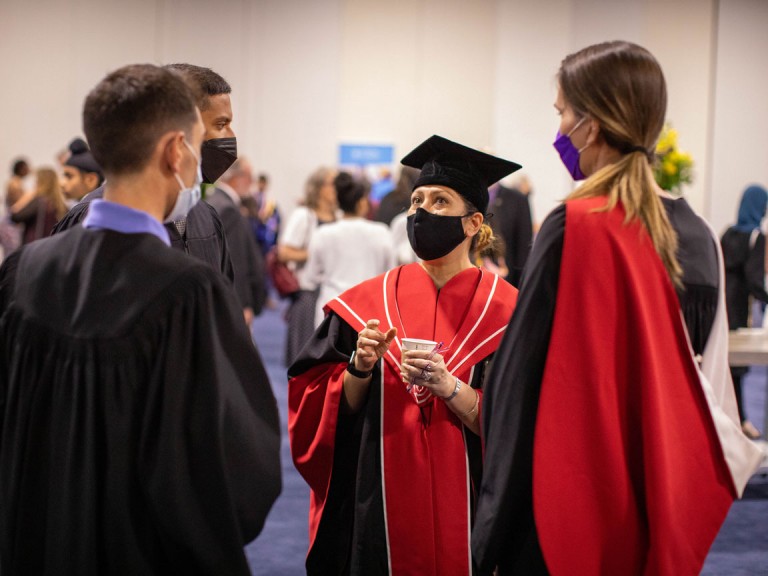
left=375, top=166, right=419, bottom=225
left=487, top=175, right=533, bottom=287
left=208, top=157, right=268, bottom=324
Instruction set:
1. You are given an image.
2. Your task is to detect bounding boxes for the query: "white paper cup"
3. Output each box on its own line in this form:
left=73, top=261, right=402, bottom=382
left=401, top=338, right=437, bottom=351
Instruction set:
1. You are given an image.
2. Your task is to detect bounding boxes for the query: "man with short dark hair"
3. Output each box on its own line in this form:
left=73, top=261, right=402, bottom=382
left=0, top=64, right=281, bottom=575
left=488, top=175, right=534, bottom=287
left=51, top=64, right=238, bottom=288
left=165, top=63, right=238, bottom=185
left=60, top=138, right=104, bottom=202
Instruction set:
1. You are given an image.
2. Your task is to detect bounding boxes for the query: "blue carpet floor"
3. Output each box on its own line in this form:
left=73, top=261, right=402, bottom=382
left=246, top=304, right=768, bottom=575
left=246, top=303, right=309, bottom=576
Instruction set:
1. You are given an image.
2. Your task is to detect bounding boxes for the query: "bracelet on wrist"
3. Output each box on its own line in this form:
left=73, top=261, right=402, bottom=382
left=460, top=388, right=480, bottom=418
left=443, top=376, right=462, bottom=401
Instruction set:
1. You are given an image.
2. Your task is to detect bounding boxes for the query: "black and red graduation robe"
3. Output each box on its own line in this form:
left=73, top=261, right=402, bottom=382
left=472, top=197, right=746, bottom=575
left=288, top=263, right=517, bottom=575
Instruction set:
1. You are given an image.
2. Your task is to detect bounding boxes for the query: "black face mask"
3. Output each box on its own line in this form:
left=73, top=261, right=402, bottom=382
left=406, top=208, right=468, bottom=261
left=201, top=137, right=237, bottom=184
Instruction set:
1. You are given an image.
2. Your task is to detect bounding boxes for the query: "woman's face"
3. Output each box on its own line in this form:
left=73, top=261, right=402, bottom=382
left=554, top=86, right=588, bottom=146
left=408, top=185, right=467, bottom=217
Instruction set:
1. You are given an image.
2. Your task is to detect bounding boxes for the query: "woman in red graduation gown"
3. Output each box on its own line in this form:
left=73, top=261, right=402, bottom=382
left=289, top=135, right=521, bottom=576
left=471, top=41, right=761, bottom=576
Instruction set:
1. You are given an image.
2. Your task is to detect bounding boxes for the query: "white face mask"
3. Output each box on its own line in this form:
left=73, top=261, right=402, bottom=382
left=165, top=139, right=202, bottom=223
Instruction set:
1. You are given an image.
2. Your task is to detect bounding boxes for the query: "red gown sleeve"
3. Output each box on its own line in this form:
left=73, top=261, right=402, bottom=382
left=288, top=312, right=357, bottom=548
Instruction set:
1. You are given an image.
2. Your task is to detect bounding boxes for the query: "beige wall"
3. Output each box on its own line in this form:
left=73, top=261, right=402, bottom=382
left=1, top=0, right=766, bottom=231
left=0, top=0, right=159, bottom=174
left=709, top=0, right=768, bottom=235
left=0, top=0, right=343, bottom=216
left=493, top=0, right=717, bottom=224
left=339, top=0, right=496, bottom=163
left=493, top=0, right=574, bottom=224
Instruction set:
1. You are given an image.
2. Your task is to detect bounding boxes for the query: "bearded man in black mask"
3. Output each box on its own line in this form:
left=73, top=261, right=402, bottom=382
left=52, top=64, right=241, bottom=298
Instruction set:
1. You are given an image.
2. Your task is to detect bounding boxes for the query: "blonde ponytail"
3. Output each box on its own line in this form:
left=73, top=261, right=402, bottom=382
left=473, top=223, right=495, bottom=255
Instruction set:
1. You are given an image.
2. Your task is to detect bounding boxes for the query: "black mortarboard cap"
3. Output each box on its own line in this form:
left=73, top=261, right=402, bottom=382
left=65, top=138, right=103, bottom=177
left=400, top=135, right=521, bottom=214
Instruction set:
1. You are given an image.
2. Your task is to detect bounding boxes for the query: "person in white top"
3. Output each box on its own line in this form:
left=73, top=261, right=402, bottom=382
left=305, top=172, right=395, bottom=327
left=278, top=167, right=338, bottom=366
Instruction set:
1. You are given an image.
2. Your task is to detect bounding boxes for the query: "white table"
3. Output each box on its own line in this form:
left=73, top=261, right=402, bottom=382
left=728, top=329, right=768, bottom=437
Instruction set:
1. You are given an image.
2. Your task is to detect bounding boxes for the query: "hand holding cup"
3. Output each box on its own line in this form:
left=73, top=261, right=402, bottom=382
left=400, top=339, right=453, bottom=398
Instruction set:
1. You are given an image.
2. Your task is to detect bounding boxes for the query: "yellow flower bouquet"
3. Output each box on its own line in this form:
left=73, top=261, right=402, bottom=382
left=654, top=124, right=694, bottom=194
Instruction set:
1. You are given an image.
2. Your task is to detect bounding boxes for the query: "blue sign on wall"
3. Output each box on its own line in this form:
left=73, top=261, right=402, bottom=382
left=339, top=144, right=394, bottom=166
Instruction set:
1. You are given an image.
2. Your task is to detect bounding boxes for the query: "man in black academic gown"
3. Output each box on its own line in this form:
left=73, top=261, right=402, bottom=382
left=51, top=64, right=240, bottom=291
left=0, top=64, right=281, bottom=575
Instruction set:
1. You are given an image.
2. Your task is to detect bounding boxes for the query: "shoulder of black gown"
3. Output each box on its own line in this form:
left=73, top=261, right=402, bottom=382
left=188, top=198, right=226, bottom=238
left=661, top=196, right=719, bottom=355
left=288, top=311, right=357, bottom=379
left=472, top=203, right=565, bottom=576
left=50, top=185, right=105, bottom=235
left=12, top=228, right=205, bottom=337
left=0, top=248, right=22, bottom=315
left=661, top=196, right=718, bottom=288
left=182, top=200, right=236, bottom=283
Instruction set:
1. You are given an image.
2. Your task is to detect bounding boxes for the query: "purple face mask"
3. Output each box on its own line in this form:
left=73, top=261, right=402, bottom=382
left=553, top=117, right=588, bottom=180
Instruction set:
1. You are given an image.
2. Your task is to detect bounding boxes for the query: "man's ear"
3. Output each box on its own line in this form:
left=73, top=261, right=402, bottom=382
left=160, top=131, right=185, bottom=176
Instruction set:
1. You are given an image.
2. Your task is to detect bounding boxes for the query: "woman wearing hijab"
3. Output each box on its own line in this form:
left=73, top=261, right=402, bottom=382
left=472, top=41, right=761, bottom=575
left=288, top=135, right=520, bottom=576
left=721, top=184, right=768, bottom=439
